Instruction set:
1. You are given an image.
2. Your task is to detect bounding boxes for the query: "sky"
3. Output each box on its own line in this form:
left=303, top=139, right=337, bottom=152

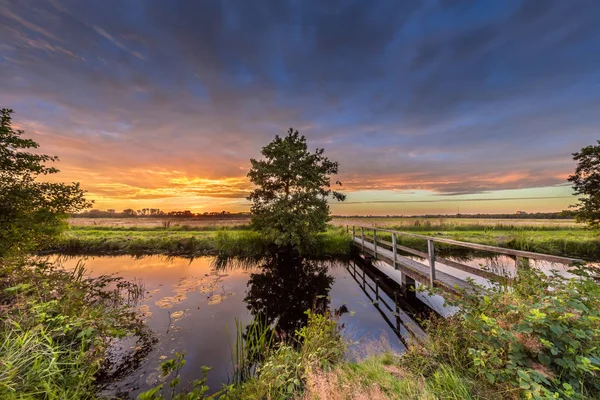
left=1, top=0, right=599, bottom=215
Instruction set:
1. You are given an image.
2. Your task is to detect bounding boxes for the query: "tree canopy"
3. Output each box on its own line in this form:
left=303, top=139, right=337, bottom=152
left=0, top=108, right=91, bottom=258
left=568, top=140, right=600, bottom=228
left=247, top=128, right=345, bottom=248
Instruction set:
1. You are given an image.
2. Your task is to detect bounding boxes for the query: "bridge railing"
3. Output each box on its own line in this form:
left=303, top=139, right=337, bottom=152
left=347, top=225, right=585, bottom=287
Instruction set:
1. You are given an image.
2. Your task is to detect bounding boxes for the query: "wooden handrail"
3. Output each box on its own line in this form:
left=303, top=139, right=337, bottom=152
left=376, top=238, right=503, bottom=281
left=352, top=225, right=584, bottom=265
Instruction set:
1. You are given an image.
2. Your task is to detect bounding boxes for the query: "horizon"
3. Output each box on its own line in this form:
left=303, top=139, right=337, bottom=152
left=2, top=1, right=599, bottom=215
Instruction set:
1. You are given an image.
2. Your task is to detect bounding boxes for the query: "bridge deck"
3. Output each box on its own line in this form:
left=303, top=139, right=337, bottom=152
left=353, top=237, right=476, bottom=296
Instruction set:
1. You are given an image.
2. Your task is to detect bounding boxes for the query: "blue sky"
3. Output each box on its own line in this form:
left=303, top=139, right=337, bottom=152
left=1, top=0, right=599, bottom=214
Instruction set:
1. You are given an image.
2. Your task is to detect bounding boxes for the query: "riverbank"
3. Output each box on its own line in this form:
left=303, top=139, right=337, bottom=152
left=53, top=222, right=600, bottom=261
left=215, top=263, right=600, bottom=400
left=47, top=226, right=352, bottom=259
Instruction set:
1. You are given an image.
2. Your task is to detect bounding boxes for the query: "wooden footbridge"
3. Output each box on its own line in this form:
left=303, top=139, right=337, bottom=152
left=348, top=225, right=584, bottom=297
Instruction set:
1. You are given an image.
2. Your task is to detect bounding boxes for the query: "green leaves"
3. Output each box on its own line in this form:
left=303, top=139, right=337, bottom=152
left=455, top=265, right=600, bottom=399
left=138, top=352, right=214, bottom=400
left=1, top=108, right=92, bottom=259
left=247, top=128, right=345, bottom=250
left=568, top=140, right=600, bottom=228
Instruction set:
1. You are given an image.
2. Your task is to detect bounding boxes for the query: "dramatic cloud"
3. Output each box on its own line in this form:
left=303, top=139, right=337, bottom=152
left=1, top=0, right=599, bottom=213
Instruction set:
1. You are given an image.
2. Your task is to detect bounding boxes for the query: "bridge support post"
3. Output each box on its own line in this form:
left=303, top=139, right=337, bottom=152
left=428, top=239, right=436, bottom=287
left=394, top=292, right=401, bottom=333
left=361, top=227, right=365, bottom=254
left=373, top=229, right=377, bottom=259
left=401, top=273, right=416, bottom=300
left=392, top=232, right=397, bottom=269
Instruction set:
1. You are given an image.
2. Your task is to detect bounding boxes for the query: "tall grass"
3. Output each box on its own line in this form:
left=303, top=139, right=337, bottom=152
left=228, top=317, right=276, bottom=385
left=0, top=259, right=146, bottom=399
left=226, top=311, right=344, bottom=400
left=50, top=227, right=353, bottom=261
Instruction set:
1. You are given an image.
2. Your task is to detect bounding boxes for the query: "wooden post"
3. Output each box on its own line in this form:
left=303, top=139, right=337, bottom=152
left=346, top=224, right=348, bottom=233
left=373, top=229, right=377, bottom=259
left=428, top=239, right=435, bottom=287
left=395, top=292, right=401, bottom=332
left=361, top=227, right=365, bottom=253
left=392, top=232, right=397, bottom=269
left=401, top=273, right=416, bottom=300
left=375, top=277, right=379, bottom=298
left=352, top=225, right=355, bottom=240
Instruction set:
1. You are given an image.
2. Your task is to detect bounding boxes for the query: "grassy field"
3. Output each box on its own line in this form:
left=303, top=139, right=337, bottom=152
left=51, top=225, right=351, bottom=259
left=70, top=216, right=580, bottom=229
left=61, top=217, right=600, bottom=260
left=331, top=216, right=581, bottom=229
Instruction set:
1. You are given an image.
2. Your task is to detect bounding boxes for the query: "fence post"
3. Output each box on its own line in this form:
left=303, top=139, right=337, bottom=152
left=373, top=229, right=377, bottom=259
left=352, top=225, right=355, bottom=240
left=361, top=227, right=365, bottom=253
left=346, top=224, right=348, bottom=233
left=392, top=232, right=397, bottom=269
left=428, top=239, right=435, bottom=287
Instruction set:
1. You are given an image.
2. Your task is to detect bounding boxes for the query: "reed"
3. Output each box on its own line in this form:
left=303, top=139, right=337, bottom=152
left=228, top=316, right=276, bottom=385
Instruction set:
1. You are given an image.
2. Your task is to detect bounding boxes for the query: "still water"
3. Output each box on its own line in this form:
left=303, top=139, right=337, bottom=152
left=51, top=254, right=441, bottom=398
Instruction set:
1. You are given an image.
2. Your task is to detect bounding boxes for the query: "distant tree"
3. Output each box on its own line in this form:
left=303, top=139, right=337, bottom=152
left=0, top=108, right=91, bottom=258
left=247, top=128, right=345, bottom=248
left=568, top=141, right=600, bottom=228
left=123, top=208, right=136, bottom=217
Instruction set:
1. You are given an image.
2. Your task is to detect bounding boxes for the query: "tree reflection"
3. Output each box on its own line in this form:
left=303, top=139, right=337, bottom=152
left=244, top=251, right=334, bottom=337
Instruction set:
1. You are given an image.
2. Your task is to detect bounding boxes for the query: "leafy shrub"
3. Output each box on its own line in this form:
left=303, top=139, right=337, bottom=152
left=406, top=263, right=600, bottom=400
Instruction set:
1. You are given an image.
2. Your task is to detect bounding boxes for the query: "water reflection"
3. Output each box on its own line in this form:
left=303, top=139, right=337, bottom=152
left=51, top=253, right=436, bottom=397
left=244, top=252, right=335, bottom=336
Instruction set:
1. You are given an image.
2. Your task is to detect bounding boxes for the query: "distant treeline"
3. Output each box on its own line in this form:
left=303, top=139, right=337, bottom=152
left=71, top=208, right=251, bottom=219
left=333, top=211, right=577, bottom=219
left=72, top=209, right=576, bottom=219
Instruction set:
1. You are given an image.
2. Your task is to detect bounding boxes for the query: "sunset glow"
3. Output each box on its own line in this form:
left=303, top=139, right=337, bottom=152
left=2, top=1, right=599, bottom=215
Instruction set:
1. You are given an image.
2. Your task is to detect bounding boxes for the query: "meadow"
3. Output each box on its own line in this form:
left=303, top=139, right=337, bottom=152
left=63, top=217, right=599, bottom=260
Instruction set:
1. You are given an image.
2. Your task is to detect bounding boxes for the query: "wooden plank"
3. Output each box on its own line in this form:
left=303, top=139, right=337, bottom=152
left=353, top=226, right=583, bottom=264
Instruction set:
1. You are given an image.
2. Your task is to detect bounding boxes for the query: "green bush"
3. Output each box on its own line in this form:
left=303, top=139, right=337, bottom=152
left=405, top=263, right=600, bottom=400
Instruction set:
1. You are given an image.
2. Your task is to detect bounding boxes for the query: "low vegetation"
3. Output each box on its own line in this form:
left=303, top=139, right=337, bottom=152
left=0, top=259, right=146, bottom=399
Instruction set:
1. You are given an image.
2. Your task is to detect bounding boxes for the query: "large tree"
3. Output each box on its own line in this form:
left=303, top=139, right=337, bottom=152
left=247, top=128, right=345, bottom=248
left=568, top=140, right=600, bottom=228
left=0, top=108, right=91, bottom=258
